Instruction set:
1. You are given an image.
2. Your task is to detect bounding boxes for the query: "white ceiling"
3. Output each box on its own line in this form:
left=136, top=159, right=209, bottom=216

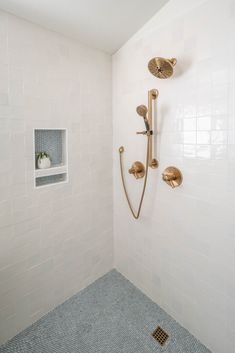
left=0, top=0, right=169, bottom=53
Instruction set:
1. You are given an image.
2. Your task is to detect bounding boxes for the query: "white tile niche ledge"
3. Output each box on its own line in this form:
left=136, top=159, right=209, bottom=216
left=35, top=165, right=67, bottom=178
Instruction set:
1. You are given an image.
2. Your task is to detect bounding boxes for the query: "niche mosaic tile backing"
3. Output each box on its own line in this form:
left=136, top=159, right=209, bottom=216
left=34, top=129, right=65, bottom=167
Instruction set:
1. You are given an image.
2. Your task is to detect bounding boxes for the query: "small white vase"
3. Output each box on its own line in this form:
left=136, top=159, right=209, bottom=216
left=37, top=157, right=51, bottom=169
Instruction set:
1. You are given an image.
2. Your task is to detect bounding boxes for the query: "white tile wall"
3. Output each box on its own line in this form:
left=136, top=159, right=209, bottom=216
left=113, top=1, right=235, bottom=352
left=1, top=0, right=235, bottom=350
left=0, top=11, right=113, bottom=344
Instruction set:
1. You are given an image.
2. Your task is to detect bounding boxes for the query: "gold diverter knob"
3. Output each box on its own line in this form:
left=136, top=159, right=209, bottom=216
left=162, top=166, right=183, bottom=188
left=129, top=161, right=145, bottom=179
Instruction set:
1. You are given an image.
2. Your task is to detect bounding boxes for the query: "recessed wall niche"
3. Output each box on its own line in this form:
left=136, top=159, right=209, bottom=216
left=34, top=129, right=68, bottom=187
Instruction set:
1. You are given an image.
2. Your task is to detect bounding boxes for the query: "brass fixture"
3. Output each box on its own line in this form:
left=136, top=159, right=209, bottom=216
left=162, top=166, right=182, bottom=188
left=136, top=105, right=149, bottom=131
left=136, top=105, right=148, bottom=117
left=128, top=161, right=145, bottom=179
left=119, top=137, right=150, bottom=219
left=148, top=57, right=177, bottom=79
left=152, top=326, right=169, bottom=346
left=118, top=88, right=159, bottom=219
left=147, top=89, right=158, bottom=168
left=136, top=89, right=159, bottom=168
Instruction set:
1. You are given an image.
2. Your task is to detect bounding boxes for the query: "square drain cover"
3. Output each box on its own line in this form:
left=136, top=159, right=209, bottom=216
left=152, top=326, right=169, bottom=346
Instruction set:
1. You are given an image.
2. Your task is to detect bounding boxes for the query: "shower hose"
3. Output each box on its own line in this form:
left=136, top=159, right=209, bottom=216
left=119, top=135, right=150, bottom=219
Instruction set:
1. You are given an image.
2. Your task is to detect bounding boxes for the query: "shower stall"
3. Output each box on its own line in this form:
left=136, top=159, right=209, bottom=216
left=0, top=0, right=234, bottom=353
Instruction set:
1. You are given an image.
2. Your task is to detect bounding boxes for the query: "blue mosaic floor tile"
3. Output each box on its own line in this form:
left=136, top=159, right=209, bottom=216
left=0, top=270, right=212, bottom=353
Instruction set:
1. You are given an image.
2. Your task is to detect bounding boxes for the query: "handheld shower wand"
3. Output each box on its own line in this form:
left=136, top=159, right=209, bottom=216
left=136, top=105, right=150, bottom=131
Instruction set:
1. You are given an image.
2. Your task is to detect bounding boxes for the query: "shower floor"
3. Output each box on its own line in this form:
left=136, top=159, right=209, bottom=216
left=0, top=270, right=211, bottom=353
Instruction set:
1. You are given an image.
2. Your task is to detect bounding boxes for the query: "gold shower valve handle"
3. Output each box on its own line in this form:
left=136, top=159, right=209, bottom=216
left=162, top=166, right=183, bottom=188
left=163, top=171, right=175, bottom=180
left=128, top=161, right=145, bottom=179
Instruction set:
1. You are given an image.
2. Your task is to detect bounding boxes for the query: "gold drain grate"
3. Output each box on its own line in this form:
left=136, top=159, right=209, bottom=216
left=152, top=326, right=169, bottom=346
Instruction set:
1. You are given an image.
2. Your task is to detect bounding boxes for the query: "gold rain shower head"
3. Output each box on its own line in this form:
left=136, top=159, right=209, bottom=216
left=148, top=57, right=177, bottom=79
